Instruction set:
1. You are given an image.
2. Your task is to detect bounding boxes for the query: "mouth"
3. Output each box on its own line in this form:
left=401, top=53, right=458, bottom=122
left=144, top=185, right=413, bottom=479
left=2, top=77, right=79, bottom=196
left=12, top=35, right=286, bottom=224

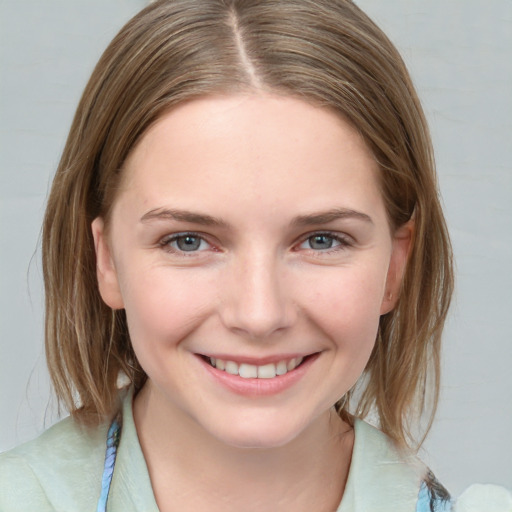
left=200, top=354, right=312, bottom=379
left=197, top=353, right=319, bottom=396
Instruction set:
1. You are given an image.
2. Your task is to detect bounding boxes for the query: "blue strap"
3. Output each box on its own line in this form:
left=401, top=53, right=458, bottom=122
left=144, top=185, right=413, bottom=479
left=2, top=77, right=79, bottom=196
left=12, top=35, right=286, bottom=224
left=416, top=480, right=453, bottom=512
left=96, top=415, right=122, bottom=512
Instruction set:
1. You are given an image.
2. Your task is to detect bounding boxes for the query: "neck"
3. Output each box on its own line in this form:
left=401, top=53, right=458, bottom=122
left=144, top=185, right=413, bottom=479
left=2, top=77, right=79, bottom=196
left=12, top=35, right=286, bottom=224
left=133, top=382, right=354, bottom=512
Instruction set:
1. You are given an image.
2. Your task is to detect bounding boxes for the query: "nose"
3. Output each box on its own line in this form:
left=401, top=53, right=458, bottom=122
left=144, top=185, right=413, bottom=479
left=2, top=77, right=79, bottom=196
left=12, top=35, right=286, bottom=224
left=219, top=251, right=296, bottom=340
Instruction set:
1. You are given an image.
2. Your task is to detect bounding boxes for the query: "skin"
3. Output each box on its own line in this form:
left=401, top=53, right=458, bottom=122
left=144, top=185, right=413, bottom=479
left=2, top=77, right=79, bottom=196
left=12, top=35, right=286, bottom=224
left=92, top=94, right=412, bottom=511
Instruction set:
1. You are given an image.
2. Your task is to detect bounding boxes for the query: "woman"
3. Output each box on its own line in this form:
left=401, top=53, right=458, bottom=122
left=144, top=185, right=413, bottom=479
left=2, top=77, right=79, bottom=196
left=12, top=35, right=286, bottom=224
left=2, top=1, right=508, bottom=510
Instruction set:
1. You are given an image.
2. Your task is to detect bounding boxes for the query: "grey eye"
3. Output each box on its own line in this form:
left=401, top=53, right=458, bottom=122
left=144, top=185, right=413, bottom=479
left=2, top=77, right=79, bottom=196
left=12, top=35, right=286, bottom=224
left=308, top=235, right=336, bottom=250
left=175, top=235, right=203, bottom=251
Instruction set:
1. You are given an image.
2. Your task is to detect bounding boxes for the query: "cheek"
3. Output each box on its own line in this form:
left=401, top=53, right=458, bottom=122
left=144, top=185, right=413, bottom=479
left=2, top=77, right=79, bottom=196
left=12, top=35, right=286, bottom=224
left=300, top=266, right=385, bottom=350
left=118, top=266, right=217, bottom=351
left=307, top=273, right=384, bottom=394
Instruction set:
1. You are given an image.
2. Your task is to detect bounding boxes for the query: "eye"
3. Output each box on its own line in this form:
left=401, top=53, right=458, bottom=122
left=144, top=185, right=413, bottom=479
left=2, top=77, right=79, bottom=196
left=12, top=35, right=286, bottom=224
left=297, top=232, right=351, bottom=252
left=305, top=234, right=339, bottom=250
left=160, top=232, right=211, bottom=253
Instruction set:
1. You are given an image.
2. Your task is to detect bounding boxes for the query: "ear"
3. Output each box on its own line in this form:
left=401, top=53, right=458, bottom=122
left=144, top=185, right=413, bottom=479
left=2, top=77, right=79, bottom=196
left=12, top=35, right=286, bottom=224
left=380, top=220, right=414, bottom=315
left=91, top=217, right=124, bottom=310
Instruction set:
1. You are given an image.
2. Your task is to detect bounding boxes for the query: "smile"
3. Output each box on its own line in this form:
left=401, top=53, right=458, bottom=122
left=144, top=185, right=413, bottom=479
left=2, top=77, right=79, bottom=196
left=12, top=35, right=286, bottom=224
left=208, top=357, right=305, bottom=379
left=199, top=353, right=319, bottom=396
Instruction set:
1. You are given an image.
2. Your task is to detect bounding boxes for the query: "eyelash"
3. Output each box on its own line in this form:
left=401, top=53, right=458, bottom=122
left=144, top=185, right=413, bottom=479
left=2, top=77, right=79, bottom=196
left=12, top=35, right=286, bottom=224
left=159, top=232, right=214, bottom=255
left=158, top=231, right=352, bottom=256
left=296, top=231, right=353, bottom=254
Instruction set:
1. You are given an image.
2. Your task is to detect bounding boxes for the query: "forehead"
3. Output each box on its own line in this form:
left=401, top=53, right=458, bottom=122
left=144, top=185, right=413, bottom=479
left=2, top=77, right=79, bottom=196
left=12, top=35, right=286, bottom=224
left=117, top=94, right=385, bottom=225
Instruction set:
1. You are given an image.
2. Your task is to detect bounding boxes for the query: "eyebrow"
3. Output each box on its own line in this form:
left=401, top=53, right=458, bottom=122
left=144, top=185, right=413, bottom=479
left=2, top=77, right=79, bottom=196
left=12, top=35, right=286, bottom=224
left=140, top=207, right=372, bottom=228
left=291, top=208, right=373, bottom=226
left=140, top=208, right=230, bottom=228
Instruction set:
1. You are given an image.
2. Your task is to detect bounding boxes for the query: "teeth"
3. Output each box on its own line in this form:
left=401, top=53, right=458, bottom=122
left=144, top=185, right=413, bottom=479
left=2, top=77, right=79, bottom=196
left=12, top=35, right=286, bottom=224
left=257, top=363, right=277, bottom=379
left=239, top=363, right=258, bottom=378
left=276, top=361, right=288, bottom=375
left=207, top=356, right=305, bottom=379
left=225, top=361, right=239, bottom=375
left=288, top=357, right=304, bottom=371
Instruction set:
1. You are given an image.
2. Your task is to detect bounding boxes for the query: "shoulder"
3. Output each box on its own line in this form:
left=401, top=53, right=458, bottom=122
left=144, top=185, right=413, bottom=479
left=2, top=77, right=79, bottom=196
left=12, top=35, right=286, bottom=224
left=351, top=419, right=428, bottom=481
left=0, top=415, right=108, bottom=511
left=338, top=419, right=452, bottom=512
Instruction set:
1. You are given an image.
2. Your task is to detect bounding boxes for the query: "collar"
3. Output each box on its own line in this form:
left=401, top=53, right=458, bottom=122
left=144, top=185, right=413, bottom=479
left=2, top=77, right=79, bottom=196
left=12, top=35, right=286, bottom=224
left=338, top=419, right=425, bottom=511
left=107, top=390, right=424, bottom=511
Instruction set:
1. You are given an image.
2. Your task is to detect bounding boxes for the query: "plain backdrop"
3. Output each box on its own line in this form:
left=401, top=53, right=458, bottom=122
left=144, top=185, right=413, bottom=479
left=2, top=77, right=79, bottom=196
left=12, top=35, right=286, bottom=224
left=0, top=0, right=511, bottom=496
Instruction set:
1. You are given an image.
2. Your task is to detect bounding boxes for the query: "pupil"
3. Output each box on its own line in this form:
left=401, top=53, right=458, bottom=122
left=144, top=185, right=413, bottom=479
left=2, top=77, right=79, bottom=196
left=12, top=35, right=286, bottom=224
left=177, top=236, right=201, bottom=251
left=310, top=235, right=333, bottom=250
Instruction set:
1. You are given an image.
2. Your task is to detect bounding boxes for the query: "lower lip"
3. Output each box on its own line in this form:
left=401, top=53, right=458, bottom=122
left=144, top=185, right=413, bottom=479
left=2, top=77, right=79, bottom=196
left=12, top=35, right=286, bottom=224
left=197, top=354, right=319, bottom=397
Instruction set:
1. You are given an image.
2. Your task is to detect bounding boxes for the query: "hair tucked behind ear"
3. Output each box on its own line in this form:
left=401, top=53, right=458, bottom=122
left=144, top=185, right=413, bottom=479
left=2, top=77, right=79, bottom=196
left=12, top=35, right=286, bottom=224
left=43, top=0, right=452, bottom=447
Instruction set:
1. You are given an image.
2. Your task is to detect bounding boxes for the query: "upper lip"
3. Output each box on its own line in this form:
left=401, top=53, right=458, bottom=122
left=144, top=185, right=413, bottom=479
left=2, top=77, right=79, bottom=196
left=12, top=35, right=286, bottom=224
left=197, top=352, right=317, bottom=366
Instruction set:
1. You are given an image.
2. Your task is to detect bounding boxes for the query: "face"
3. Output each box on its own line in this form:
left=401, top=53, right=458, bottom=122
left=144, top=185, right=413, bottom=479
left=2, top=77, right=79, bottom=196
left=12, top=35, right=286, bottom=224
left=92, top=94, right=411, bottom=449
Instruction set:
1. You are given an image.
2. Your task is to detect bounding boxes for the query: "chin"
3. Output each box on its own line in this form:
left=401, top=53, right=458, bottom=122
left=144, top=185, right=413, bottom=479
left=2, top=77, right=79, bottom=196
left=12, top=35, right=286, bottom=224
left=218, top=431, right=297, bottom=450
left=205, top=414, right=309, bottom=450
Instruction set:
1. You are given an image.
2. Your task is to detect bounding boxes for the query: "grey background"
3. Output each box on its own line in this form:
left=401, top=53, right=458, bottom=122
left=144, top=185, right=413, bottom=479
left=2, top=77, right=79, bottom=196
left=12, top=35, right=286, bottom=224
left=1, top=0, right=510, bottom=495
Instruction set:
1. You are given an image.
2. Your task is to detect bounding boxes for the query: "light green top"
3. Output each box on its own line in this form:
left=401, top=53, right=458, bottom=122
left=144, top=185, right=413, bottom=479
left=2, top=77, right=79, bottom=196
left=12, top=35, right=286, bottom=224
left=0, top=391, right=426, bottom=511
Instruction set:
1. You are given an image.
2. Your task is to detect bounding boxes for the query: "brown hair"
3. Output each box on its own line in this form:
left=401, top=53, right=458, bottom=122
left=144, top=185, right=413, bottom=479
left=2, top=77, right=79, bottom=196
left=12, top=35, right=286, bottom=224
left=43, top=0, right=453, bottom=448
